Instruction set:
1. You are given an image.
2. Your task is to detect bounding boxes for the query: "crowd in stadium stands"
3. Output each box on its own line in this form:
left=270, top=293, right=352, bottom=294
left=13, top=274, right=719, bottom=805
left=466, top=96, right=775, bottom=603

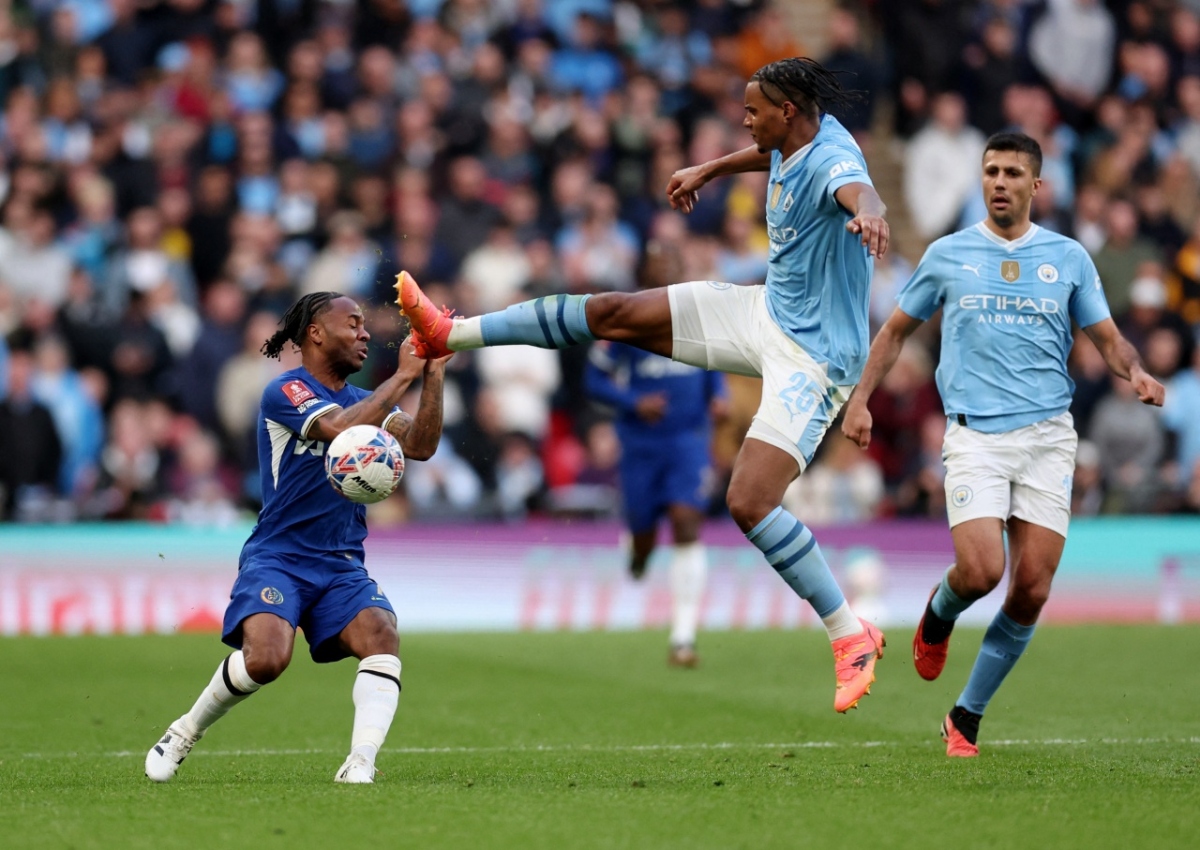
left=0, top=0, right=1198, bottom=526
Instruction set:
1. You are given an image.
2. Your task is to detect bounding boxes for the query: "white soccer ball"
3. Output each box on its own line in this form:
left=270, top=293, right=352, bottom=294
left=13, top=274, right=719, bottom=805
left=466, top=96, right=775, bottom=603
left=324, top=424, right=405, bottom=504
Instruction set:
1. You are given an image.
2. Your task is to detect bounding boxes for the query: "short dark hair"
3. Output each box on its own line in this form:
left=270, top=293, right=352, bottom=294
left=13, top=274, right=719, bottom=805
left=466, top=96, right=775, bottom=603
left=983, top=132, right=1043, bottom=177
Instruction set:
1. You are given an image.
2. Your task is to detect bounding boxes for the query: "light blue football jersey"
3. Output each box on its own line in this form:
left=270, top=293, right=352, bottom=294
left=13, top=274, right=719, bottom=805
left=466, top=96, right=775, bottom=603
left=897, top=223, right=1112, bottom=433
left=764, top=114, right=874, bottom=385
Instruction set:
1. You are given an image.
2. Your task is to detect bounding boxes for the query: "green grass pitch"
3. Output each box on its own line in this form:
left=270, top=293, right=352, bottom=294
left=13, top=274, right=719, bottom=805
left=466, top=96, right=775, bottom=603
left=2, top=626, right=1198, bottom=849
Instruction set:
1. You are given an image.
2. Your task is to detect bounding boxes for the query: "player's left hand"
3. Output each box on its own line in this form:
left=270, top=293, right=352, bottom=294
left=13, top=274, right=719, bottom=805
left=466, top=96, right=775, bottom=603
left=424, top=351, right=455, bottom=373
left=1131, top=367, right=1165, bottom=407
left=396, top=335, right=426, bottom=379
left=847, top=213, right=889, bottom=259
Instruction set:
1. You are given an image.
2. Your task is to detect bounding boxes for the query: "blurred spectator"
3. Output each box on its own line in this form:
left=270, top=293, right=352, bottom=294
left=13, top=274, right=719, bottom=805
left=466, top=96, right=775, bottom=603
left=549, top=13, right=622, bottom=104
left=1089, top=373, right=1166, bottom=512
left=820, top=6, right=880, bottom=137
left=460, top=223, right=532, bottom=313
left=1072, top=439, right=1105, bottom=516
left=30, top=333, right=103, bottom=497
left=0, top=347, right=62, bottom=518
left=0, top=206, right=72, bottom=309
left=404, top=440, right=484, bottom=518
left=299, top=210, right=379, bottom=297
left=1169, top=215, right=1200, bottom=324
left=1028, top=0, right=1116, bottom=121
left=904, top=92, right=987, bottom=241
left=1092, top=200, right=1162, bottom=316
left=961, top=15, right=1026, bottom=135
left=557, top=183, right=639, bottom=290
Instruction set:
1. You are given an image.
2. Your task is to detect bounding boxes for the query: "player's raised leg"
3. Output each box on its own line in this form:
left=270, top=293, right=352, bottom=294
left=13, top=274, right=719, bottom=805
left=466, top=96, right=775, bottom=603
left=730, top=440, right=884, bottom=712
left=666, top=504, right=708, bottom=668
left=914, top=518, right=1007, bottom=681
left=945, top=519, right=1063, bottom=757
left=145, top=613, right=292, bottom=782
left=333, top=607, right=402, bottom=784
left=396, top=271, right=675, bottom=358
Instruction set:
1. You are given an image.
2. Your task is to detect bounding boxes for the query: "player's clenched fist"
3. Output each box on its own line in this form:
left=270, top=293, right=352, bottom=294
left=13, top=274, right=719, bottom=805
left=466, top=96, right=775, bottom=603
left=1131, top=366, right=1165, bottom=407
left=840, top=400, right=873, bottom=449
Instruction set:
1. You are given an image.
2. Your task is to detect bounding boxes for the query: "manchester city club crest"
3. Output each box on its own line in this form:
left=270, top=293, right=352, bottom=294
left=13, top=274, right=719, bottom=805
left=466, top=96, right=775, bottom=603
left=1037, top=263, right=1059, bottom=283
left=951, top=485, right=973, bottom=507
left=1001, top=261, right=1020, bottom=282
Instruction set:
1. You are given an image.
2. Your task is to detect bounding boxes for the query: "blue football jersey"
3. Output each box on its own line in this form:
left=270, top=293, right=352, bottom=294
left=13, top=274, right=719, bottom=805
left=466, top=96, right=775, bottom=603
left=585, top=342, right=725, bottom=445
left=241, top=367, right=400, bottom=562
left=764, top=113, right=875, bottom=385
left=897, top=223, right=1112, bottom=432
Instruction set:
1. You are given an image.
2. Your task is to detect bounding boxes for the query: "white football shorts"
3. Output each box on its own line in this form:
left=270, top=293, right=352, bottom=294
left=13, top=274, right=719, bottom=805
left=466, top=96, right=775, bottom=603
left=667, top=281, right=852, bottom=471
left=942, top=412, right=1077, bottom=538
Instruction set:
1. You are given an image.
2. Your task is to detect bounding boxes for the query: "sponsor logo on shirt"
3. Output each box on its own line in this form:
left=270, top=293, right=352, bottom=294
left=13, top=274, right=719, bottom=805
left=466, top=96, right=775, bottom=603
left=958, top=294, right=1060, bottom=325
left=828, top=160, right=861, bottom=178
left=282, top=380, right=316, bottom=407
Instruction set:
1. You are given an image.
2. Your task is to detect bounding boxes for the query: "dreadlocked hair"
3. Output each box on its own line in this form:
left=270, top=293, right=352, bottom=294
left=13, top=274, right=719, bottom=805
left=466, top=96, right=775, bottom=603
left=261, top=291, right=343, bottom=359
left=750, top=57, right=862, bottom=119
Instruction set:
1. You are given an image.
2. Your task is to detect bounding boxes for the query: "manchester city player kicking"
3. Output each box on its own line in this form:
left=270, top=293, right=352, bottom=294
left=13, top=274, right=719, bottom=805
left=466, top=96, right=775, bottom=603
left=842, top=133, right=1165, bottom=756
left=400, top=58, right=890, bottom=713
left=145, top=292, right=450, bottom=784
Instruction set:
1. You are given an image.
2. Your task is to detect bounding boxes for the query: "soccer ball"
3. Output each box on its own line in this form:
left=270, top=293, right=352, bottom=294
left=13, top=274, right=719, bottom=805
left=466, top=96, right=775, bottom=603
left=324, top=424, right=405, bottom=504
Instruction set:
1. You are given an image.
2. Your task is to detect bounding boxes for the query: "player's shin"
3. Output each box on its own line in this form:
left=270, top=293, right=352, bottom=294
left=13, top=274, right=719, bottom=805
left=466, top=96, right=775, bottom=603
left=746, top=507, right=861, bottom=640
left=455, top=294, right=596, bottom=350
left=668, top=543, right=707, bottom=649
left=181, top=651, right=263, bottom=739
left=956, top=610, right=1035, bottom=715
left=349, top=655, right=402, bottom=765
left=931, top=567, right=973, bottom=624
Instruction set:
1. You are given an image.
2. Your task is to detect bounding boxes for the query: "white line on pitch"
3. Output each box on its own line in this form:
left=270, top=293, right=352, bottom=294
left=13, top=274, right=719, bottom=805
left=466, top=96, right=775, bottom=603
left=18, top=737, right=1200, bottom=760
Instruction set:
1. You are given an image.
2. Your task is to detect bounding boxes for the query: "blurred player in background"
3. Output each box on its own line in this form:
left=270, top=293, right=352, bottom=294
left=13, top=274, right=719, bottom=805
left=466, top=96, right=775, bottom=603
left=145, top=292, right=450, bottom=784
left=585, top=337, right=727, bottom=668
left=843, top=133, right=1165, bottom=756
left=401, top=57, right=891, bottom=713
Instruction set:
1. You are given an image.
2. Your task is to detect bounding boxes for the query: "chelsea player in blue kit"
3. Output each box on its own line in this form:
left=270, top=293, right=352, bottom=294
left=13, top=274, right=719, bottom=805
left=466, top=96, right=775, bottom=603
left=400, top=58, right=890, bottom=713
left=843, top=134, right=1165, bottom=756
left=145, top=292, right=450, bottom=784
left=586, top=340, right=727, bottom=667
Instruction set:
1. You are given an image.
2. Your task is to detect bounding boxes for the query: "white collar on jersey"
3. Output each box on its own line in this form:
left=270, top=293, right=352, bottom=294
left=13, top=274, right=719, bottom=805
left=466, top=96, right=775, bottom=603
left=777, top=139, right=816, bottom=177
left=974, top=221, right=1041, bottom=251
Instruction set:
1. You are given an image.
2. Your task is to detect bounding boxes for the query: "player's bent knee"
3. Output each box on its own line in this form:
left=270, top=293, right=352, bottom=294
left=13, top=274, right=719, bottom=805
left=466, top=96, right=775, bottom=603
left=725, top=487, right=773, bottom=532
left=585, top=292, right=631, bottom=337
left=242, top=645, right=291, bottom=685
left=953, top=560, right=1005, bottom=599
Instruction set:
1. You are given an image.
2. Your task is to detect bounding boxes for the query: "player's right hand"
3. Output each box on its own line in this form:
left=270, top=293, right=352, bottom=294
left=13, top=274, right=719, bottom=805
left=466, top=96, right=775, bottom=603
left=840, top=401, right=873, bottom=449
left=396, top=335, right=425, bottom=379
left=635, top=393, right=669, bottom=423
left=666, top=165, right=707, bottom=213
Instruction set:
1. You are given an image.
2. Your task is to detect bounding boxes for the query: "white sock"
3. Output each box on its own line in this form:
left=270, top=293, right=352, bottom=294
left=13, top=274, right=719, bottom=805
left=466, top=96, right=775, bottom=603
left=447, top=317, right=484, bottom=350
left=668, top=543, right=707, bottom=647
left=350, top=655, right=401, bottom=763
left=821, top=601, right=864, bottom=641
left=180, top=651, right=262, bottom=739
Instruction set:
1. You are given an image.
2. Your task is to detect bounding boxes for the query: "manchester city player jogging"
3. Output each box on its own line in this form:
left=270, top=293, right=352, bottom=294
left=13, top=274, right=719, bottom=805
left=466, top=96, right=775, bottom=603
left=842, top=133, right=1165, bottom=756
left=400, top=58, right=890, bottom=713
left=145, top=292, right=450, bottom=784
left=585, top=340, right=727, bottom=668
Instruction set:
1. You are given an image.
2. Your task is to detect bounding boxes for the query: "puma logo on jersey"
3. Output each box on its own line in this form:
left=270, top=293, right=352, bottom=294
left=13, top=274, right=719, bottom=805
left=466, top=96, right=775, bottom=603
left=961, top=263, right=981, bottom=277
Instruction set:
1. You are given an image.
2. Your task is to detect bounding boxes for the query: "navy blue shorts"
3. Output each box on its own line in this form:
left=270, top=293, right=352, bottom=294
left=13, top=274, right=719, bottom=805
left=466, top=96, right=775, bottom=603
left=222, top=552, right=395, bottom=663
left=619, top=432, right=712, bottom=534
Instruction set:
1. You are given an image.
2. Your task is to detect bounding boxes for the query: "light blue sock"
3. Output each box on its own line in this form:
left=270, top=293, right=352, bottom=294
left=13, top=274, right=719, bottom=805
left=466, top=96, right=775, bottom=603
left=957, top=610, right=1036, bottom=715
left=930, top=568, right=972, bottom=621
left=746, top=507, right=846, bottom=616
left=480, top=294, right=596, bottom=348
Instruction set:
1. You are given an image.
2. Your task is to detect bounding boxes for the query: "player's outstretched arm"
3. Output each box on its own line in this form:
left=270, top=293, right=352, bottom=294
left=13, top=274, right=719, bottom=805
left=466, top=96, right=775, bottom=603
left=835, top=183, right=889, bottom=259
left=666, top=145, right=771, bottom=213
left=308, top=337, right=428, bottom=443
left=385, top=354, right=451, bottom=461
left=1082, top=319, right=1166, bottom=406
left=841, top=308, right=925, bottom=449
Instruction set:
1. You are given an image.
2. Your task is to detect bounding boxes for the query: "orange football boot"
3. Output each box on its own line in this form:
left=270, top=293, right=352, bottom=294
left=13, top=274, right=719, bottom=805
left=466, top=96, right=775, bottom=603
left=913, top=587, right=952, bottom=681
left=942, top=710, right=980, bottom=758
left=832, top=619, right=886, bottom=713
left=394, top=270, right=455, bottom=358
